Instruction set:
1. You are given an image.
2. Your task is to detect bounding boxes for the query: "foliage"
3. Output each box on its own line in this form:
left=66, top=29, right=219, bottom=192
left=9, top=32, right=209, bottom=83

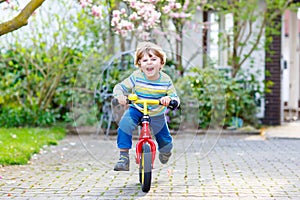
left=0, top=0, right=112, bottom=127
left=0, top=106, right=57, bottom=128
left=176, top=67, right=265, bottom=128
left=0, top=0, right=292, bottom=129
left=0, top=126, right=65, bottom=165
left=0, top=41, right=81, bottom=127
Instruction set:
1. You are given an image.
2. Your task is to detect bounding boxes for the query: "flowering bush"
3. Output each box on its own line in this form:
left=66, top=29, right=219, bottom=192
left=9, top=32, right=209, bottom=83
left=79, top=0, right=194, bottom=39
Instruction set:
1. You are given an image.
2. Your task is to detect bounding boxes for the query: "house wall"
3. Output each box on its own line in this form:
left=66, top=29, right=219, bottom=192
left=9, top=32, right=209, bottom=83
left=238, top=1, right=266, bottom=118
left=182, top=10, right=204, bottom=69
left=155, top=11, right=204, bottom=70
left=281, top=10, right=300, bottom=121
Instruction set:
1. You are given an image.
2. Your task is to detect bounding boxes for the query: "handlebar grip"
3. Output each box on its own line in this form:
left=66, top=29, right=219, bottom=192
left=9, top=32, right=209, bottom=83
left=168, top=100, right=179, bottom=110
left=126, top=99, right=132, bottom=104
left=112, top=98, right=132, bottom=105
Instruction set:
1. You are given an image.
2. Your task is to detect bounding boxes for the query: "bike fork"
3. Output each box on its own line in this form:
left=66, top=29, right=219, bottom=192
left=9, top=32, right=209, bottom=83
left=136, top=140, right=156, bottom=166
left=136, top=122, right=156, bottom=167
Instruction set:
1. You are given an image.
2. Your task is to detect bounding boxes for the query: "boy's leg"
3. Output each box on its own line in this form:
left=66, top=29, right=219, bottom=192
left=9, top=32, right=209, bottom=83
left=151, top=115, right=173, bottom=164
left=114, top=107, right=142, bottom=171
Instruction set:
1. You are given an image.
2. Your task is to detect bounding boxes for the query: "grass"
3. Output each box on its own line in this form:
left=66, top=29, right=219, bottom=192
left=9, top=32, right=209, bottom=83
left=0, top=126, right=66, bottom=166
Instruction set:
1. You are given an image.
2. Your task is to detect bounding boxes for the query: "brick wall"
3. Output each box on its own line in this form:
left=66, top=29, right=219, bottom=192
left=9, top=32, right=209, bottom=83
left=263, top=15, right=282, bottom=125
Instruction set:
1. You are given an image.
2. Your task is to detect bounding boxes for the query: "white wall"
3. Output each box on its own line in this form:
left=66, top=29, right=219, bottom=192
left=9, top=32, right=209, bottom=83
left=238, top=1, right=266, bottom=118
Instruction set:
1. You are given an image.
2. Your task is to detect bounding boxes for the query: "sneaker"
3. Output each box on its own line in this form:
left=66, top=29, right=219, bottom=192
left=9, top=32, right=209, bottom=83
left=114, top=155, right=130, bottom=171
left=159, top=152, right=172, bottom=164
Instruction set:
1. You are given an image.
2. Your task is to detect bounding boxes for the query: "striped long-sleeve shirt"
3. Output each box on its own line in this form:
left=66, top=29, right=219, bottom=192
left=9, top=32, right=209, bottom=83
left=113, top=70, right=180, bottom=116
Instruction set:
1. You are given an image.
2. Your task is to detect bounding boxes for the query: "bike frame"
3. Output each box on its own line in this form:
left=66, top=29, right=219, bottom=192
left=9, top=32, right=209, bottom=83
left=129, top=97, right=159, bottom=168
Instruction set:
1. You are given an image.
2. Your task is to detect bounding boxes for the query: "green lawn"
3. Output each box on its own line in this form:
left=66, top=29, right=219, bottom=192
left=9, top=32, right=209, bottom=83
left=0, top=127, right=66, bottom=166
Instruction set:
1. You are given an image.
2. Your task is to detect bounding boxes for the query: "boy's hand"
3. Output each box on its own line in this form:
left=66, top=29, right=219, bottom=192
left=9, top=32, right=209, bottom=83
left=160, top=96, right=171, bottom=106
left=117, top=95, right=128, bottom=105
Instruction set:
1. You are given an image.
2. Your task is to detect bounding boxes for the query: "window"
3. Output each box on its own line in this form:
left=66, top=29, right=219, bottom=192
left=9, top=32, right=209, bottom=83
left=208, top=12, right=233, bottom=71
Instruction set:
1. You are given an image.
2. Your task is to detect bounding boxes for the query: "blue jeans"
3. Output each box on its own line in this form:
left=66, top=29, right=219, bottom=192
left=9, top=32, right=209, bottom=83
left=117, top=106, right=173, bottom=153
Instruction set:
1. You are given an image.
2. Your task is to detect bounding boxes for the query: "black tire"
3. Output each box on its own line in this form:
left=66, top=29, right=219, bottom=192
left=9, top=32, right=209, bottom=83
left=139, top=143, right=152, bottom=192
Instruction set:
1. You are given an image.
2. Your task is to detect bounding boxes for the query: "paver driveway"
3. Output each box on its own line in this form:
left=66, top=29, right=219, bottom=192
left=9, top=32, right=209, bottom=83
left=0, top=133, right=299, bottom=199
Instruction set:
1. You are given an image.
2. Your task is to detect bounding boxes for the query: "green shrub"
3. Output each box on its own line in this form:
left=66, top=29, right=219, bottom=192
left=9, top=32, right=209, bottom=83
left=175, top=67, right=264, bottom=129
left=0, top=106, right=58, bottom=127
left=0, top=3, right=112, bottom=128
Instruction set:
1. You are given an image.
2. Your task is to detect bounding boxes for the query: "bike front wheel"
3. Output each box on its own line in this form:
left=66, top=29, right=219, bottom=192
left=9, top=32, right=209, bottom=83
left=139, top=143, right=152, bottom=192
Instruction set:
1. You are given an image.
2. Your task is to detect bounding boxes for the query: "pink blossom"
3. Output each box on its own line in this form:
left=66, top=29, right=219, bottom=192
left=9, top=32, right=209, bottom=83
left=137, top=26, right=144, bottom=32
left=169, top=12, right=179, bottom=18
left=141, top=8, right=160, bottom=29
left=80, top=0, right=91, bottom=8
left=91, top=5, right=103, bottom=18
left=129, top=12, right=140, bottom=20
left=111, top=17, right=120, bottom=26
left=162, top=6, right=171, bottom=14
left=140, top=31, right=150, bottom=41
left=119, top=20, right=134, bottom=31
left=134, top=1, right=145, bottom=10
left=102, top=0, right=191, bottom=38
left=120, top=8, right=126, bottom=15
left=128, top=0, right=136, bottom=8
left=112, top=10, right=121, bottom=18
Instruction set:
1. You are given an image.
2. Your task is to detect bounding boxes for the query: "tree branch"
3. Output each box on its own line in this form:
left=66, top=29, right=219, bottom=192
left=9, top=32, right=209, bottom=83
left=0, top=0, right=46, bottom=36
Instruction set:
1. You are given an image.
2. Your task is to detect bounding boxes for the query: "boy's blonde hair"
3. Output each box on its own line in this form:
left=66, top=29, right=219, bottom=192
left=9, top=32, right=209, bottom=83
left=134, top=42, right=166, bottom=69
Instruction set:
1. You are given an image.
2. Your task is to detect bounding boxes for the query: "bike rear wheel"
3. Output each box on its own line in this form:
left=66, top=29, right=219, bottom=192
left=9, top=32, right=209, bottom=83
left=139, top=143, right=152, bottom=192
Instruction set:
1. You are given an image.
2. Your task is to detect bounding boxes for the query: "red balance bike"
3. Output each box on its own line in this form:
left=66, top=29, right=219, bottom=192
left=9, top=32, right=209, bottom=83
left=113, top=94, right=178, bottom=192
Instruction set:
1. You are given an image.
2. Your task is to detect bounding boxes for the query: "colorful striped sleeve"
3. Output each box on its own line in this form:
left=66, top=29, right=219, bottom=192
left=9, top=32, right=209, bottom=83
left=113, top=72, right=136, bottom=97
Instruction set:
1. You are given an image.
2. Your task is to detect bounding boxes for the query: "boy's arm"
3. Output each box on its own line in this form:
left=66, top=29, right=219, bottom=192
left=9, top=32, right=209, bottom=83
left=113, top=74, right=135, bottom=98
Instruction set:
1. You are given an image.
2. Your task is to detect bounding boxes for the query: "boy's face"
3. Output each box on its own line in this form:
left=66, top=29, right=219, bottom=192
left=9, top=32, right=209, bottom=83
left=139, top=52, right=162, bottom=80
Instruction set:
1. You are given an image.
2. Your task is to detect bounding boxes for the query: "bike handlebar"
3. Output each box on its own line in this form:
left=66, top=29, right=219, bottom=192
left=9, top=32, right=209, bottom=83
left=112, top=97, right=179, bottom=110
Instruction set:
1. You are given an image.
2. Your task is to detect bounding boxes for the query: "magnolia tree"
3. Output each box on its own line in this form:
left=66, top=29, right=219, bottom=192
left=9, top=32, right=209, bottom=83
left=79, top=0, right=195, bottom=38
left=79, top=0, right=204, bottom=74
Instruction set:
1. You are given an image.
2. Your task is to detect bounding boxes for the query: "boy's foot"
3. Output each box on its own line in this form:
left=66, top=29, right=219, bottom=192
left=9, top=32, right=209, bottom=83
left=159, top=152, right=172, bottom=164
left=114, top=155, right=129, bottom=171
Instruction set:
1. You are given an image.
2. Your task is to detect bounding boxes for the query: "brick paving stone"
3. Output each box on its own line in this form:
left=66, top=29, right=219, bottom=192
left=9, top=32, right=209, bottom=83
left=0, top=133, right=299, bottom=199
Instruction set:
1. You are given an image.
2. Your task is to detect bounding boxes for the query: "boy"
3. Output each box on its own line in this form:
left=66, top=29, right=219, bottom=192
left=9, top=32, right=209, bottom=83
left=113, top=42, right=180, bottom=171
